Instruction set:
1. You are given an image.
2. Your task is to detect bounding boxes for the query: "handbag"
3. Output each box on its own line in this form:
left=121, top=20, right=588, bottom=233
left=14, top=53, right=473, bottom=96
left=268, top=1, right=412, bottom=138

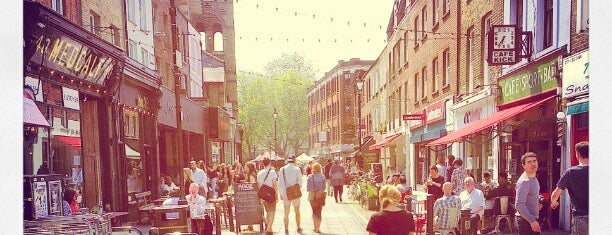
left=258, top=169, right=276, bottom=203
left=308, top=176, right=326, bottom=206
left=283, top=168, right=302, bottom=200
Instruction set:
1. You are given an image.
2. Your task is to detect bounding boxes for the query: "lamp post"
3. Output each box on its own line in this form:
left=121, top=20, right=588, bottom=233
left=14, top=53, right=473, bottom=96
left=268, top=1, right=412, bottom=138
left=273, top=108, right=278, bottom=157
left=355, top=75, right=364, bottom=168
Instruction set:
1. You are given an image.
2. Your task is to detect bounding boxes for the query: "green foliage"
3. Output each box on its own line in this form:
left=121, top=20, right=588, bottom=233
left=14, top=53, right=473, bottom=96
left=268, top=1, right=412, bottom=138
left=237, top=53, right=316, bottom=160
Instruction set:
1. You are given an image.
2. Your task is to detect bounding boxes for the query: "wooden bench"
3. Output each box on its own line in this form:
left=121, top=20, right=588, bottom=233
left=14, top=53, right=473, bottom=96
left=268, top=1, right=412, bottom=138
left=134, top=191, right=156, bottom=224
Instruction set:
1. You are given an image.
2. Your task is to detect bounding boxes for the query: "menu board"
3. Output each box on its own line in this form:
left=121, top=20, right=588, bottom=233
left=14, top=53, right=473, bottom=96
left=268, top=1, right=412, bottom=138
left=233, top=183, right=263, bottom=225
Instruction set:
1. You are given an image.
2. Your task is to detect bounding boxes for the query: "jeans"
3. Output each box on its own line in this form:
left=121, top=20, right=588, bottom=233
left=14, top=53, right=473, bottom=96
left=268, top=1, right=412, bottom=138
left=515, top=217, right=541, bottom=235
left=572, top=215, right=588, bottom=235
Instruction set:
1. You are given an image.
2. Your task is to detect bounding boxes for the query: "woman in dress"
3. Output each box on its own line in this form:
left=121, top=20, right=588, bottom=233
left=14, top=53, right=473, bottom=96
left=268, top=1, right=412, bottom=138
left=306, top=162, right=326, bottom=234
left=366, top=185, right=416, bottom=235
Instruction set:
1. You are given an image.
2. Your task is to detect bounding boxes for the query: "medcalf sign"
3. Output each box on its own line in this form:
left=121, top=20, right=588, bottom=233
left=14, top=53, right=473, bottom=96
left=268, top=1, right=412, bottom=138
left=233, top=182, right=263, bottom=226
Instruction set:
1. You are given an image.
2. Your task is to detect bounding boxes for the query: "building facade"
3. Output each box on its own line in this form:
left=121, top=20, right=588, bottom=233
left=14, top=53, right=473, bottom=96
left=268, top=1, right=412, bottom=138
left=307, top=58, right=373, bottom=161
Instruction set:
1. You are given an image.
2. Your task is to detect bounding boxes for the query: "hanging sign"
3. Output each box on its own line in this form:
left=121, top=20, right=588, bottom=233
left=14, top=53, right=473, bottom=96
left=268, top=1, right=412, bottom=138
left=62, top=87, right=80, bottom=110
left=562, top=50, right=589, bottom=98
left=488, top=25, right=520, bottom=65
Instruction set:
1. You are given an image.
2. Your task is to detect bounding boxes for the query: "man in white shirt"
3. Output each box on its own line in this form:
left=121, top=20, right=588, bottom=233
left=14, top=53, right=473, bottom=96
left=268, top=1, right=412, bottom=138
left=278, top=157, right=304, bottom=234
left=459, top=176, right=486, bottom=234
left=190, top=161, right=208, bottom=197
left=257, top=158, right=278, bottom=235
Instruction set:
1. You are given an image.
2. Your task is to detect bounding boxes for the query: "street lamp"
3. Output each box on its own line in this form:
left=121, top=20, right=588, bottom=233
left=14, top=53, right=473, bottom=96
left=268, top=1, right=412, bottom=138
left=355, top=75, right=364, bottom=169
left=273, top=108, right=278, bottom=157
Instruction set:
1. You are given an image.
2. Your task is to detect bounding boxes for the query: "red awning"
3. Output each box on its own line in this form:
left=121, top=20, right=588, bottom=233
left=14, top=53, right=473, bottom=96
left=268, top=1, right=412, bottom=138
left=23, top=92, right=50, bottom=127
left=427, top=95, right=556, bottom=146
left=369, top=133, right=402, bottom=151
left=55, top=135, right=82, bottom=151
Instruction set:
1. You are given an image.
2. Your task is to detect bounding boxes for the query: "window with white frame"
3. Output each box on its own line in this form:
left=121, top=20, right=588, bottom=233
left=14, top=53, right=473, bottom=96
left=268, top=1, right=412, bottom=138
left=128, top=40, right=137, bottom=59
left=433, top=0, right=439, bottom=25
left=414, top=73, right=419, bottom=100
left=482, top=14, right=491, bottom=85
left=432, top=58, right=439, bottom=92
left=543, top=0, right=554, bottom=48
left=577, top=0, right=589, bottom=32
left=443, top=49, right=450, bottom=86
left=444, top=0, right=450, bottom=15
left=141, top=48, right=149, bottom=67
left=414, top=17, right=419, bottom=46
left=404, top=81, right=409, bottom=111
left=467, top=27, right=474, bottom=93
left=422, top=6, right=427, bottom=38
left=404, top=30, right=409, bottom=62
left=51, top=0, right=63, bottom=15
left=422, top=67, right=427, bottom=98
left=89, top=11, right=100, bottom=36
left=127, top=0, right=136, bottom=23
left=139, top=0, right=148, bottom=31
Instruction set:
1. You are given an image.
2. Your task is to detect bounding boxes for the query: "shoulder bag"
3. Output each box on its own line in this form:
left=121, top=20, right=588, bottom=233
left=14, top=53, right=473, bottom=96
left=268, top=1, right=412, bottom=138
left=283, top=167, right=302, bottom=200
left=258, top=169, right=276, bottom=203
left=308, top=175, right=326, bottom=206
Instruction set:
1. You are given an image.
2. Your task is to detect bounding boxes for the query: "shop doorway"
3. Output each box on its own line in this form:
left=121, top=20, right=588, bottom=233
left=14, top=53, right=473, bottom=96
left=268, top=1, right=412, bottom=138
left=527, top=139, right=561, bottom=229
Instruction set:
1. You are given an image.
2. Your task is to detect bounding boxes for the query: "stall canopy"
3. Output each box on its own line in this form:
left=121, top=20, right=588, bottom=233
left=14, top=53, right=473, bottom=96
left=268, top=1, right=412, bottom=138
left=125, top=144, right=141, bottom=159
left=427, top=95, right=555, bottom=146
left=368, top=133, right=402, bottom=151
left=295, top=153, right=315, bottom=164
left=54, top=135, right=81, bottom=151
left=24, top=92, right=50, bottom=127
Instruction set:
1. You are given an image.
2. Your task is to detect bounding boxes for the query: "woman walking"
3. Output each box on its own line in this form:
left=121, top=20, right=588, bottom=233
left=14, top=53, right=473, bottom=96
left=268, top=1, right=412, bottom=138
left=307, top=162, right=326, bottom=234
left=366, top=185, right=416, bottom=235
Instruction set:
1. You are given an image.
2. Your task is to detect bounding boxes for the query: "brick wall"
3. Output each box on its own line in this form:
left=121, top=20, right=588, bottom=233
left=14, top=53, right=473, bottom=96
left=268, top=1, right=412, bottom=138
left=153, top=0, right=175, bottom=89
left=80, top=0, right=125, bottom=49
left=570, top=0, right=589, bottom=54
left=458, top=0, right=503, bottom=95
left=38, top=0, right=82, bottom=27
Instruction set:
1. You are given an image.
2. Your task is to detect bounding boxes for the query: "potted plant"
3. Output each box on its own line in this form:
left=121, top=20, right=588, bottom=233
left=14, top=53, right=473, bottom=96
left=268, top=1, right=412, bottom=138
left=366, top=184, right=379, bottom=211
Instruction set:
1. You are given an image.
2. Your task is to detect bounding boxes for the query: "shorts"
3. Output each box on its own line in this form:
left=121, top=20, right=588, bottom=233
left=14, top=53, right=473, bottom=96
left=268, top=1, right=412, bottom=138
left=283, top=197, right=301, bottom=207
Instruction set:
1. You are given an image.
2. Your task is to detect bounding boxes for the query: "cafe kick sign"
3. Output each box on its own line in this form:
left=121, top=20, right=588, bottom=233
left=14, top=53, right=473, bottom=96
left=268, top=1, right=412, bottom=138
left=498, top=55, right=560, bottom=105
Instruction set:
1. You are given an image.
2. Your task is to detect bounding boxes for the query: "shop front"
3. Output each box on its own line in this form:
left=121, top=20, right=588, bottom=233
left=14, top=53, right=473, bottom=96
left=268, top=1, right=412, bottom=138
left=115, top=56, right=162, bottom=214
left=24, top=1, right=124, bottom=215
left=407, top=99, right=450, bottom=187
left=204, top=106, right=232, bottom=165
left=497, top=51, right=564, bottom=228
left=369, top=132, right=402, bottom=179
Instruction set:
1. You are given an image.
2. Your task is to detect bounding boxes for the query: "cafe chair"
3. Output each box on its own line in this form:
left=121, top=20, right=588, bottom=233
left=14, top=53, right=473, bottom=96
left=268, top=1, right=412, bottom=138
left=490, top=196, right=514, bottom=234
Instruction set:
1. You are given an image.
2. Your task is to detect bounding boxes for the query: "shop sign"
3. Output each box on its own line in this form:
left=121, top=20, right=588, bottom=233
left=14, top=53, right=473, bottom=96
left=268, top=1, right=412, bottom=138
left=562, top=50, right=589, bottom=98
left=30, top=25, right=119, bottom=86
left=25, top=76, right=44, bottom=101
left=62, top=87, right=80, bottom=110
left=426, top=100, right=446, bottom=124
left=409, top=110, right=425, bottom=130
left=498, top=56, right=560, bottom=105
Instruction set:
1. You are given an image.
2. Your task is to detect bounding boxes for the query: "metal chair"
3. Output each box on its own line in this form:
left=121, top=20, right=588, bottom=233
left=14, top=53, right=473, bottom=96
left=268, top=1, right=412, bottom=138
left=491, top=196, right=514, bottom=234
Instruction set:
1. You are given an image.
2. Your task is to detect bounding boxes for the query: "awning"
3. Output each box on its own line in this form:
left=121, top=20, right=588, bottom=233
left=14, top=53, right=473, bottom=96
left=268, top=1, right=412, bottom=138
left=54, top=135, right=82, bottom=151
left=24, top=92, right=50, bottom=127
left=369, top=133, right=402, bottom=150
left=125, top=144, right=141, bottom=159
left=566, top=100, right=588, bottom=115
left=427, top=95, right=556, bottom=146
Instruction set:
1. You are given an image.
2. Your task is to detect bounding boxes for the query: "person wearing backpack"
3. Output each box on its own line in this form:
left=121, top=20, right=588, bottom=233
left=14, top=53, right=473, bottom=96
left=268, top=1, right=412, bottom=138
left=257, top=158, right=278, bottom=235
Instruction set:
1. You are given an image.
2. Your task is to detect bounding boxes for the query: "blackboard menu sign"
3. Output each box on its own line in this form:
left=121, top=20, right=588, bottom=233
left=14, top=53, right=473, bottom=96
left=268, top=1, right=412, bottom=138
left=372, top=163, right=383, bottom=176
left=233, top=182, right=262, bottom=225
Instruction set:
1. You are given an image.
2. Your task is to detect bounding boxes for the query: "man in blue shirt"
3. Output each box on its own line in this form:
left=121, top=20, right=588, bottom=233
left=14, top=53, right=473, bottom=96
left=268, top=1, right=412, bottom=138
left=515, top=152, right=541, bottom=235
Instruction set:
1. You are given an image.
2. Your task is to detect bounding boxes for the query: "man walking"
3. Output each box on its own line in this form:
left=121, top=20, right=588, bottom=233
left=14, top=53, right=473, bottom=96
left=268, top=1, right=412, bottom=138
left=434, top=182, right=462, bottom=235
left=435, top=156, right=447, bottom=182
left=450, top=158, right=467, bottom=195
left=189, top=161, right=208, bottom=197
left=459, top=177, right=486, bottom=235
left=278, top=157, right=304, bottom=234
left=329, top=160, right=346, bottom=203
left=324, top=160, right=333, bottom=196
left=515, top=152, right=541, bottom=235
left=257, top=158, right=278, bottom=235
left=551, top=141, right=589, bottom=235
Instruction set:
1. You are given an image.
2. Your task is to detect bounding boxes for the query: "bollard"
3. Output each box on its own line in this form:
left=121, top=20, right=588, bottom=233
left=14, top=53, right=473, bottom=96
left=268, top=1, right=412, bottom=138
left=459, top=208, right=473, bottom=235
left=426, top=194, right=435, bottom=235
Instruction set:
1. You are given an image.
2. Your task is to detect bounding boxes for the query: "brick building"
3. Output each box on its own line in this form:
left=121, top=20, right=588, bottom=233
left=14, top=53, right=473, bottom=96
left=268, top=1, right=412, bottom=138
left=307, top=58, right=372, bottom=161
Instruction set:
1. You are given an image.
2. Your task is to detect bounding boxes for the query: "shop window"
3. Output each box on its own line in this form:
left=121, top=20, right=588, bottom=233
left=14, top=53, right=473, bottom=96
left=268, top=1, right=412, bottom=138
left=123, top=109, right=140, bottom=138
left=126, top=144, right=144, bottom=195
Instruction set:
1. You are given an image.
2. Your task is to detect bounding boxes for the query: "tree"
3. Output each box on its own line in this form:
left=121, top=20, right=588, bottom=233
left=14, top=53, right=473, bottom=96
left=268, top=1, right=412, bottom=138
left=238, top=53, right=316, bottom=160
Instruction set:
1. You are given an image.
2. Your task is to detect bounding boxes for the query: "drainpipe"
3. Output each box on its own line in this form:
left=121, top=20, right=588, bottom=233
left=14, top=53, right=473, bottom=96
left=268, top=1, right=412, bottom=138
left=169, top=0, right=185, bottom=166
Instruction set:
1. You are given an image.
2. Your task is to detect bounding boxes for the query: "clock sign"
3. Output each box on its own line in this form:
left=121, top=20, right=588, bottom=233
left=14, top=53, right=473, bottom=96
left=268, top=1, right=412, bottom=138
left=488, top=25, right=520, bottom=65
left=493, top=26, right=516, bottom=49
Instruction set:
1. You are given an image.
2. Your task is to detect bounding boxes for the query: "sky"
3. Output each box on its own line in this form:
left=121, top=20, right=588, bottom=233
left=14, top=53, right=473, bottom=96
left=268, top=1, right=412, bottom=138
left=233, top=0, right=396, bottom=79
